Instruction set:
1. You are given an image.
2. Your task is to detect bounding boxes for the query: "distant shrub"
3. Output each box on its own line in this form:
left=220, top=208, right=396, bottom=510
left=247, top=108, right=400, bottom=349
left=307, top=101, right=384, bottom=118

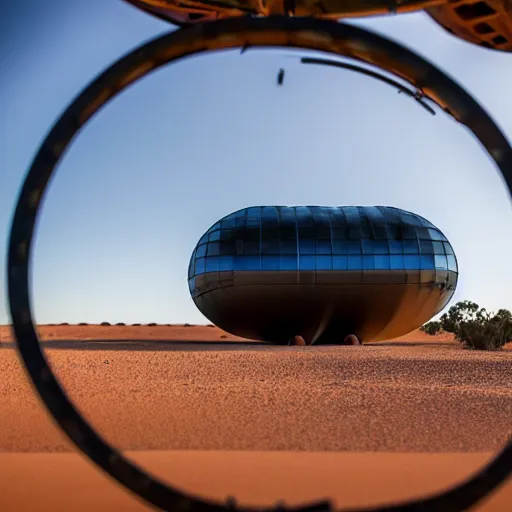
left=115, top=322, right=126, bottom=326
left=439, top=301, right=512, bottom=351
left=78, top=322, right=88, bottom=326
left=100, top=322, right=111, bottom=326
left=420, top=321, right=442, bottom=336
left=220, top=334, right=228, bottom=339
left=59, top=322, right=69, bottom=326
left=207, top=324, right=215, bottom=328
left=184, top=323, right=192, bottom=327
left=147, top=323, right=157, bottom=327
left=132, top=323, right=141, bottom=326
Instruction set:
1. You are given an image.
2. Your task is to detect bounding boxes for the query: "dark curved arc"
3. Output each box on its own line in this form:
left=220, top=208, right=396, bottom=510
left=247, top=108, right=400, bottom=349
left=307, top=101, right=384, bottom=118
left=300, top=56, right=437, bottom=115
left=7, top=15, right=512, bottom=512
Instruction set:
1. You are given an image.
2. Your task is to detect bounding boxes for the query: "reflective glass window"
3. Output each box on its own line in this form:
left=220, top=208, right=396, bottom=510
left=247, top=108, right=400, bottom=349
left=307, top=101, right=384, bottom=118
left=315, top=224, right=330, bottom=239
left=443, top=242, right=454, bottom=255
left=280, top=226, right=296, bottom=239
left=386, top=224, right=401, bottom=240
left=363, top=255, right=375, bottom=270
left=244, top=241, right=260, bottom=255
left=188, top=278, right=195, bottom=294
left=447, top=255, right=457, bottom=272
left=219, top=241, right=235, bottom=256
left=404, top=255, right=420, bottom=270
left=209, top=230, right=220, bottom=242
left=316, top=255, right=332, bottom=270
left=262, top=240, right=279, bottom=254
left=299, top=255, right=315, bottom=270
left=247, top=207, right=261, bottom=218
left=221, top=217, right=236, bottom=229
left=207, top=243, right=220, bottom=256
left=347, top=240, right=361, bottom=254
left=374, top=255, right=390, bottom=270
left=428, top=228, right=446, bottom=241
left=280, top=255, right=297, bottom=270
left=261, top=255, right=279, bottom=270
left=348, top=227, right=361, bottom=240
left=433, top=241, right=445, bottom=255
left=299, top=239, right=315, bottom=254
left=420, top=255, right=435, bottom=270
left=403, top=240, right=419, bottom=254
left=390, top=255, right=404, bottom=269
left=205, top=257, right=219, bottom=272
left=218, top=256, right=234, bottom=271
left=236, top=217, right=246, bottom=227
left=402, top=225, right=416, bottom=239
left=332, top=240, right=348, bottom=254
left=199, top=233, right=209, bottom=245
left=246, top=218, right=260, bottom=228
left=373, top=240, right=389, bottom=254
left=333, top=255, right=348, bottom=270
left=389, top=240, right=403, bottom=254
left=416, top=227, right=429, bottom=240
left=347, top=255, right=362, bottom=270
left=262, top=207, right=278, bottom=220
left=246, top=255, right=261, bottom=270
left=299, top=225, right=315, bottom=238
left=331, top=227, right=347, bottom=239
left=196, top=244, right=207, bottom=258
left=362, top=239, right=374, bottom=254
left=220, top=229, right=234, bottom=241
left=419, top=240, right=433, bottom=254
left=280, top=240, right=297, bottom=255
left=316, top=239, right=331, bottom=254
left=435, top=255, right=448, bottom=269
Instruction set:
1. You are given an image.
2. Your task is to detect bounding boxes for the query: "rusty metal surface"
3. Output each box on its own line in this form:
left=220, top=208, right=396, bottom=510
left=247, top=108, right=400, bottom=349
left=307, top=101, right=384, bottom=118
left=7, top=15, right=512, bottom=512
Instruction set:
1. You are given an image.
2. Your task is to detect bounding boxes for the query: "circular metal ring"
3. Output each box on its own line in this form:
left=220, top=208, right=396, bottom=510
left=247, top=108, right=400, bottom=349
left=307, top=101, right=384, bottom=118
left=7, top=15, right=512, bottom=512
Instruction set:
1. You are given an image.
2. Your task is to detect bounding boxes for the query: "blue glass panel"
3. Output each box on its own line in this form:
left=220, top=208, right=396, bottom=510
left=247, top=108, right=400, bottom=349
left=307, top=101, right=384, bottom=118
left=347, top=241, right=361, bottom=254
left=333, top=255, right=348, bottom=270
left=195, top=258, right=205, bottom=275
left=218, top=256, right=234, bottom=271
left=233, top=210, right=245, bottom=218
left=416, top=227, right=429, bottom=240
left=209, top=230, right=220, bottom=241
left=447, top=255, right=457, bottom=272
left=374, top=255, right=390, bottom=270
left=262, top=240, right=279, bottom=254
left=390, top=255, right=404, bottom=269
left=316, top=239, right=331, bottom=254
left=247, top=207, right=261, bottom=218
left=280, top=255, right=298, bottom=270
left=316, top=255, right=332, bottom=270
left=262, top=206, right=278, bottom=219
left=236, top=217, right=246, bottom=227
left=389, top=240, right=403, bottom=254
left=435, top=255, right=447, bottom=269
left=207, top=242, right=220, bottom=256
left=280, top=240, right=297, bottom=255
left=199, top=233, right=208, bottom=245
left=404, top=255, right=420, bottom=269
left=348, top=228, right=361, bottom=240
left=331, top=227, right=346, bottom=239
left=246, top=218, right=260, bottom=228
left=432, top=241, right=445, bottom=255
left=420, top=240, right=434, bottom=254
left=205, top=257, right=219, bottom=272
left=443, top=242, right=454, bottom=255
left=403, top=240, right=419, bottom=254
left=428, top=228, right=446, bottom=241
left=362, top=239, right=374, bottom=254
left=299, top=239, right=315, bottom=254
left=261, top=255, right=279, bottom=270
left=221, top=218, right=236, bottom=229
left=299, top=255, right=315, bottom=270
left=244, top=241, right=260, bottom=255
left=188, top=278, right=195, bottom=294
left=363, top=255, right=375, bottom=270
left=332, top=240, right=348, bottom=254
left=347, top=255, right=362, bottom=270
left=420, top=255, right=435, bottom=270
left=373, top=240, right=389, bottom=254
left=196, top=244, right=207, bottom=258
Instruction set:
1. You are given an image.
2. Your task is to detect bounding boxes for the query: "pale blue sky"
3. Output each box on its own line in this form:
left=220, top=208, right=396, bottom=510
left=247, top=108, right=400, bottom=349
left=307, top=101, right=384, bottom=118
left=1, top=1, right=511, bottom=325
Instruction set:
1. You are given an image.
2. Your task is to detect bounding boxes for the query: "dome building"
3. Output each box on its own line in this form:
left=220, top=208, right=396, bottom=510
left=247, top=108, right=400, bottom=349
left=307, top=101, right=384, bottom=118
left=188, top=206, right=458, bottom=345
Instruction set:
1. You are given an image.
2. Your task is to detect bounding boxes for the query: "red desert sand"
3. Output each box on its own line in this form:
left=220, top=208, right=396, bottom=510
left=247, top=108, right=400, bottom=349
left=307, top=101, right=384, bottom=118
left=0, top=324, right=511, bottom=511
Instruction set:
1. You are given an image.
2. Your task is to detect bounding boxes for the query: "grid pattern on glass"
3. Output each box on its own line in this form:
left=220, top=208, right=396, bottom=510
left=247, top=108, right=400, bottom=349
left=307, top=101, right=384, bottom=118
left=189, top=206, right=458, bottom=279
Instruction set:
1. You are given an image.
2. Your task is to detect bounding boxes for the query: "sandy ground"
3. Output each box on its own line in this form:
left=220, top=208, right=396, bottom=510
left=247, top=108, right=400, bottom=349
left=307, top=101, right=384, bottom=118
left=1, top=325, right=511, bottom=511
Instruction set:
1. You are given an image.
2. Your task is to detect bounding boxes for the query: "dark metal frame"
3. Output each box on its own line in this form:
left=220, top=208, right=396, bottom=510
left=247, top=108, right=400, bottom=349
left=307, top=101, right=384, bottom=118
left=7, top=15, right=512, bottom=512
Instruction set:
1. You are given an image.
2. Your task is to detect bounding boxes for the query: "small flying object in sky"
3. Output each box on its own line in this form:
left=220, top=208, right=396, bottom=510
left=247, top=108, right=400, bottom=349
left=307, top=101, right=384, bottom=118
left=277, top=68, right=285, bottom=86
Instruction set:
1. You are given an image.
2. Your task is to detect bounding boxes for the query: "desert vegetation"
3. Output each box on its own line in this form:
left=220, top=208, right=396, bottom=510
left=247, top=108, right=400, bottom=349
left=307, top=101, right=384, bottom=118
left=421, top=300, right=512, bottom=350
left=100, top=321, right=111, bottom=326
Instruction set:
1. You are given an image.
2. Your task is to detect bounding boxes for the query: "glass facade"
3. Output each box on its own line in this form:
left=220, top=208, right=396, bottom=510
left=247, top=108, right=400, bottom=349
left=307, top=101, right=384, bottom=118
left=188, top=206, right=458, bottom=297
